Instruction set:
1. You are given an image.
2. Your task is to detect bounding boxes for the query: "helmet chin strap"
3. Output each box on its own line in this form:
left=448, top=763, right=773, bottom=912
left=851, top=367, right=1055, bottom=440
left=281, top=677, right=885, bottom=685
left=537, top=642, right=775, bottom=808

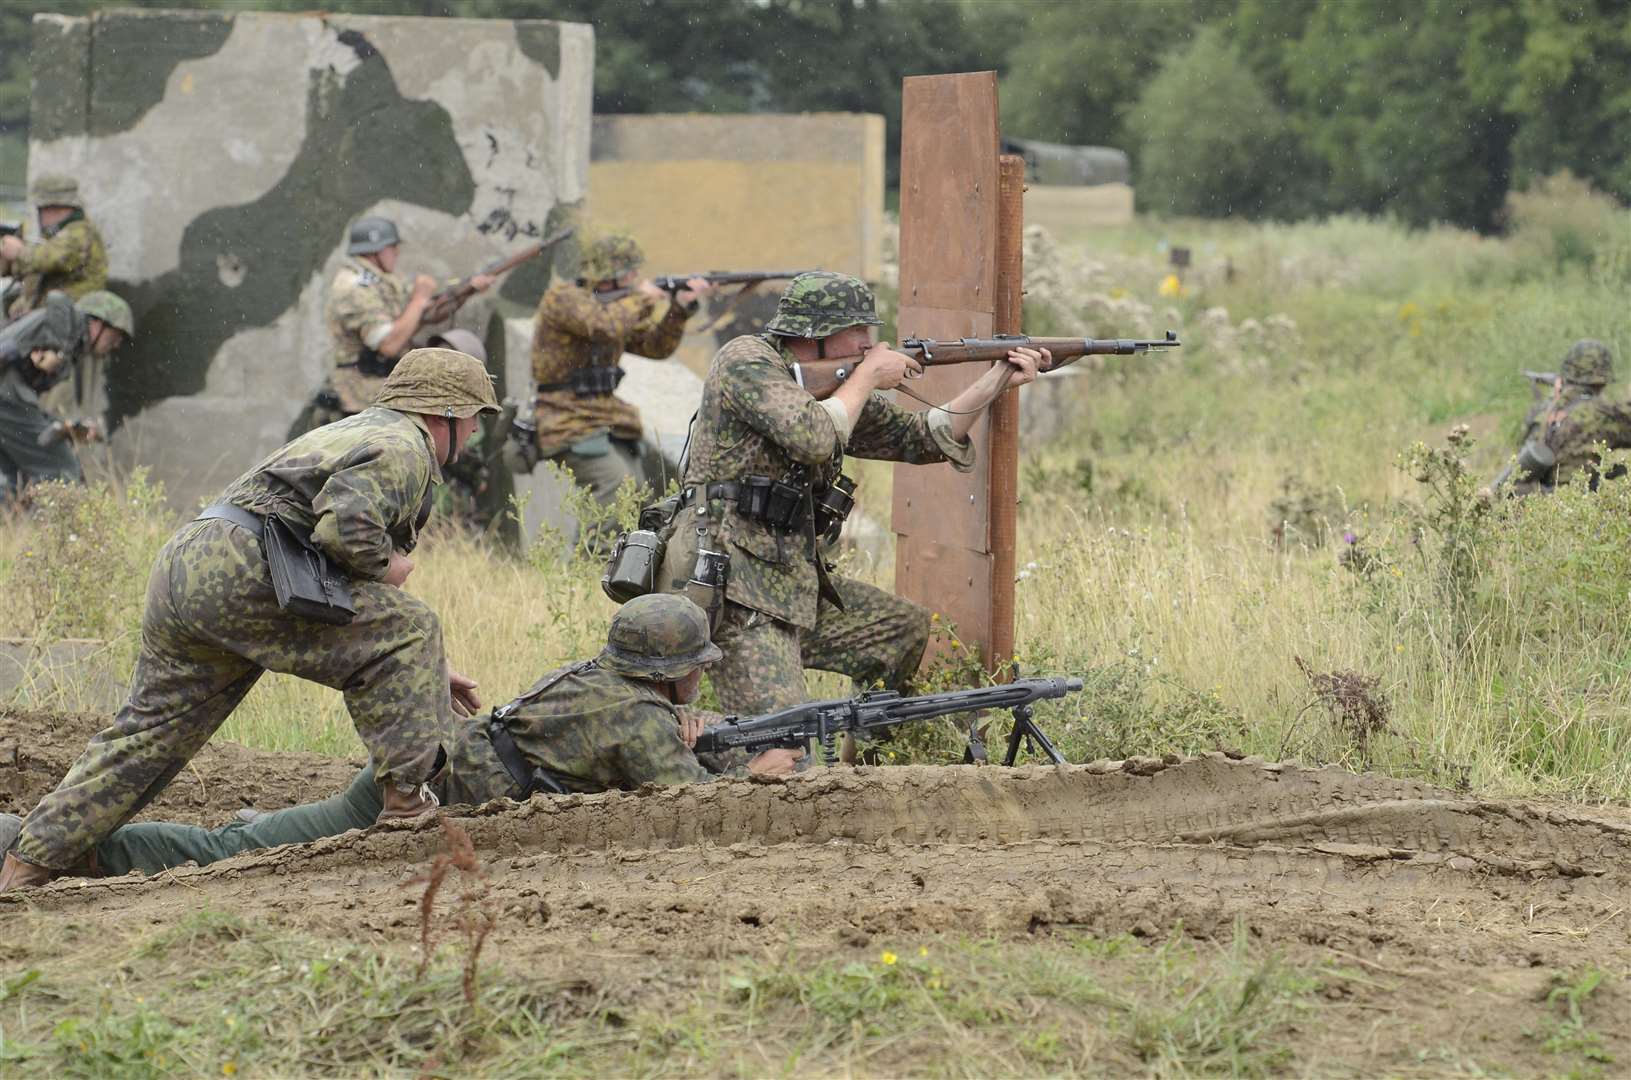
left=441, top=411, right=461, bottom=465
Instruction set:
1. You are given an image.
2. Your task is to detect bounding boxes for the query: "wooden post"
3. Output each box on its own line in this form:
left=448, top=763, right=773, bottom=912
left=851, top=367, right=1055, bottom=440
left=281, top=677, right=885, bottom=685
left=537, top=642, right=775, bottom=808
left=892, top=72, right=1020, bottom=676
left=988, top=154, right=1026, bottom=676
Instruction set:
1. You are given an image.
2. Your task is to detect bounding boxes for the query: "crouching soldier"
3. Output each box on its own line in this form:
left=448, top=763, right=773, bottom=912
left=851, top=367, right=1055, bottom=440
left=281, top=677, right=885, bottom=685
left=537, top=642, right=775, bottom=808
left=0, top=596, right=801, bottom=881
left=0, top=289, right=131, bottom=501
left=0, top=348, right=499, bottom=892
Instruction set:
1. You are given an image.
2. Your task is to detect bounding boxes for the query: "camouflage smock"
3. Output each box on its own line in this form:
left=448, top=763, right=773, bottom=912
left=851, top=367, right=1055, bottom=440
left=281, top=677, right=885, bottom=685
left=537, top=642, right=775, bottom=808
left=529, top=281, right=692, bottom=454
left=1512, top=385, right=1631, bottom=495
left=4, top=214, right=108, bottom=319
left=442, top=660, right=734, bottom=803
left=0, top=292, right=87, bottom=404
left=218, top=406, right=440, bottom=580
left=323, top=256, right=412, bottom=413
left=661, top=333, right=974, bottom=631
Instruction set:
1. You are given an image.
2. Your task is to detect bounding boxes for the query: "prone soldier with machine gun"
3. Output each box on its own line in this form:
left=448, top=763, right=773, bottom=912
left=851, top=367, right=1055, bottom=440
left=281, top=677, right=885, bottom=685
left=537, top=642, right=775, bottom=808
left=1486, top=340, right=1631, bottom=498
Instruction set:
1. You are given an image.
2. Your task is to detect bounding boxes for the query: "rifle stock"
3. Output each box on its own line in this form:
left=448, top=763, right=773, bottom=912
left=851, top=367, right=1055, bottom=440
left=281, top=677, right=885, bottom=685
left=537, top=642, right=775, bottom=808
left=423, top=226, right=575, bottom=324
left=792, top=331, right=1180, bottom=400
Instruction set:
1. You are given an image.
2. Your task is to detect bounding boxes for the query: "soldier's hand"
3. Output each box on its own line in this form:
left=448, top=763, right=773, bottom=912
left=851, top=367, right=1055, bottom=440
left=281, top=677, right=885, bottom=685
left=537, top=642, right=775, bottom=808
left=1004, top=346, right=1047, bottom=385
left=747, top=748, right=804, bottom=777
left=636, top=279, right=668, bottom=302
left=469, top=273, right=497, bottom=293
left=411, top=274, right=438, bottom=300
left=860, top=343, right=924, bottom=391
left=0, top=234, right=22, bottom=261
left=383, top=551, right=415, bottom=587
left=675, top=277, right=714, bottom=306
left=449, top=669, right=482, bottom=717
left=29, top=348, right=63, bottom=374
left=676, top=709, right=706, bottom=748
left=72, top=420, right=104, bottom=444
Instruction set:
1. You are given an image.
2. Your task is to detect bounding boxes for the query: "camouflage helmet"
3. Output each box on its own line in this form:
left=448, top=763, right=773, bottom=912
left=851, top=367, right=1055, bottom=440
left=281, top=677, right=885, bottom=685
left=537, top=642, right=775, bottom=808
left=427, top=327, right=488, bottom=364
left=30, top=174, right=82, bottom=210
left=347, top=215, right=401, bottom=256
left=76, top=290, right=135, bottom=338
left=374, top=347, right=499, bottom=419
left=576, top=233, right=643, bottom=283
left=597, top=594, right=723, bottom=681
left=1561, top=339, right=1614, bottom=387
left=764, top=271, right=883, bottom=338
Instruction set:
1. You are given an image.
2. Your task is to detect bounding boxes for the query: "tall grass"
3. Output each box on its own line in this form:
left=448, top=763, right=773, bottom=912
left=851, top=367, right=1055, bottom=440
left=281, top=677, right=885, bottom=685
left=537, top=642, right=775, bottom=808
left=3, top=180, right=1628, bottom=800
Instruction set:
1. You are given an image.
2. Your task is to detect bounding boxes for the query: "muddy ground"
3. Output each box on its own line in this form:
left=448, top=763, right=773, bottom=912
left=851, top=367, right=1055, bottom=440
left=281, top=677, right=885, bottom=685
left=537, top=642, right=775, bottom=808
left=4, top=710, right=1630, bottom=1074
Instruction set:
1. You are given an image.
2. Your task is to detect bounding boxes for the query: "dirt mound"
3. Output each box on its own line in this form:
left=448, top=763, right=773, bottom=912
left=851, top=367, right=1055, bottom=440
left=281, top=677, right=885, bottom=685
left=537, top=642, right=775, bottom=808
left=0, top=708, right=363, bottom=827
left=11, top=755, right=1627, bottom=965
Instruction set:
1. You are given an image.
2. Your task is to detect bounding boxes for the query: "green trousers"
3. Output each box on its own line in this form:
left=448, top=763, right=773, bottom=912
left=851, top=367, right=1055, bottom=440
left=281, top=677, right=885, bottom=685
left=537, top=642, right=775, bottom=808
left=94, top=765, right=381, bottom=876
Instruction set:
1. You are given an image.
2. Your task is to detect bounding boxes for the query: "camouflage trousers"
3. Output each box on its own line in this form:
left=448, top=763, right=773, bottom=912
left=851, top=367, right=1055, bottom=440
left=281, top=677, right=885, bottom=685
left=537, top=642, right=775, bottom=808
left=709, top=574, right=930, bottom=714
left=15, top=518, right=453, bottom=870
left=91, top=764, right=384, bottom=876
left=550, top=435, right=651, bottom=553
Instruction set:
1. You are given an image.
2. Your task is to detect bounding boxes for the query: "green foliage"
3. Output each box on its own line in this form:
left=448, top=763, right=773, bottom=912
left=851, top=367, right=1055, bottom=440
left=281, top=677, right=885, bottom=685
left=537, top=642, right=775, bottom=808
left=1528, top=968, right=1616, bottom=1074
left=1130, top=25, right=1306, bottom=219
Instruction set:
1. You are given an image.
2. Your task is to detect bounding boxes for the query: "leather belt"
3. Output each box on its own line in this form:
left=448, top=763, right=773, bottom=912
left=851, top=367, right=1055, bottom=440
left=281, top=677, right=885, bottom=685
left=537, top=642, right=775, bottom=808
left=676, top=481, right=741, bottom=510
left=196, top=503, right=264, bottom=538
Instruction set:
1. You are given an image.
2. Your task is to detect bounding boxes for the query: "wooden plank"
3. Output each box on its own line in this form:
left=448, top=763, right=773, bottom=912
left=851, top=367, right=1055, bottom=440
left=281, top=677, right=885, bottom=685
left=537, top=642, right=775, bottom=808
left=892, top=71, right=1001, bottom=666
left=988, top=153, right=1026, bottom=674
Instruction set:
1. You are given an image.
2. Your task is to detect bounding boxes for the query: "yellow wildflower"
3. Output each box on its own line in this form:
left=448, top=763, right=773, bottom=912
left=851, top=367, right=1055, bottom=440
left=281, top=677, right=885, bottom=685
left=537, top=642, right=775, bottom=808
left=1158, top=274, right=1183, bottom=298
left=880, top=951, right=898, bottom=966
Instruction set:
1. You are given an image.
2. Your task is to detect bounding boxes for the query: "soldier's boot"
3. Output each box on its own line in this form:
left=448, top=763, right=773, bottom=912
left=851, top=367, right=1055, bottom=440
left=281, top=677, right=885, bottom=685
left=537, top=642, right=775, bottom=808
left=376, top=781, right=439, bottom=824
left=0, top=851, right=60, bottom=893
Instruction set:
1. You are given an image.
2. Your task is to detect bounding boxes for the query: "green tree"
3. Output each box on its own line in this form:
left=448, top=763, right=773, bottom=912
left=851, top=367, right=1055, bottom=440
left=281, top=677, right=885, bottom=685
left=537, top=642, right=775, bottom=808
left=1130, top=25, right=1303, bottom=218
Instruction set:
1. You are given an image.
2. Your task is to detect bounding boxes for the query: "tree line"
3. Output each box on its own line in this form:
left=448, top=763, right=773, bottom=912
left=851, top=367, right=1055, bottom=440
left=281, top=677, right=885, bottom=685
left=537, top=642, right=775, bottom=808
left=3, top=0, right=1625, bottom=231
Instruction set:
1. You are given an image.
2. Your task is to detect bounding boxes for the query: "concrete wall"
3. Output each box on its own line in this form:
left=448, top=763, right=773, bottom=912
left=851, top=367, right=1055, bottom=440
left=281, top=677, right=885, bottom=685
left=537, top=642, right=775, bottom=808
left=28, top=9, right=594, bottom=510
left=588, top=113, right=885, bottom=374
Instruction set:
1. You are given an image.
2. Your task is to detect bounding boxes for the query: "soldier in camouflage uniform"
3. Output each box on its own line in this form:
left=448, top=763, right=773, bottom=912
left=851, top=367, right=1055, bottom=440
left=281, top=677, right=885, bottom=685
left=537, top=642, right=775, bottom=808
left=0, top=596, right=801, bottom=880
left=0, top=290, right=132, bottom=501
left=288, top=216, right=494, bottom=437
left=0, top=348, right=500, bottom=893
left=657, top=271, right=1045, bottom=717
left=1492, top=340, right=1631, bottom=496
left=0, top=176, right=109, bottom=321
left=530, top=233, right=714, bottom=525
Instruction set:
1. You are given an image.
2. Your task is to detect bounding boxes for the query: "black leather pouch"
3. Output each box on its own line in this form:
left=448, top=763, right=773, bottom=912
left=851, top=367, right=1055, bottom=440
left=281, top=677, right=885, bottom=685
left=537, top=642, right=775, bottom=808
left=264, top=516, right=357, bottom=626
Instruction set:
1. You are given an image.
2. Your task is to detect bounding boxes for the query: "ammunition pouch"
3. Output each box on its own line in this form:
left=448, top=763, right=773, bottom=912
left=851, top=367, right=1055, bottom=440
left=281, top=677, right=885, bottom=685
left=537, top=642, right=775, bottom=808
left=676, top=470, right=855, bottom=540
left=539, top=365, right=625, bottom=398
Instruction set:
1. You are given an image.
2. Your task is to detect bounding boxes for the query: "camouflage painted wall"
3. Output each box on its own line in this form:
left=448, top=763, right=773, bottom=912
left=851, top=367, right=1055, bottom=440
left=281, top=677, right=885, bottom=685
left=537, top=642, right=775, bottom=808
left=27, top=9, right=593, bottom=509
left=589, top=113, right=885, bottom=375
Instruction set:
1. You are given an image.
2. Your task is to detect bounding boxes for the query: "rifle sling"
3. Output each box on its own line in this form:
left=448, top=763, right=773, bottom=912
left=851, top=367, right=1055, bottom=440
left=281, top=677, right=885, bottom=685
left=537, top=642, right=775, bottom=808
left=484, top=659, right=596, bottom=798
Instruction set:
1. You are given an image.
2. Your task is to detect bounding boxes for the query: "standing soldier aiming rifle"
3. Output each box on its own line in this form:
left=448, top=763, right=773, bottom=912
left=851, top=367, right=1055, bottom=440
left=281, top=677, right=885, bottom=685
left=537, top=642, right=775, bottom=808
left=288, top=216, right=497, bottom=438
left=0, top=175, right=108, bottom=322
left=655, top=270, right=1047, bottom=719
left=528, top=232, right=718, bottom=542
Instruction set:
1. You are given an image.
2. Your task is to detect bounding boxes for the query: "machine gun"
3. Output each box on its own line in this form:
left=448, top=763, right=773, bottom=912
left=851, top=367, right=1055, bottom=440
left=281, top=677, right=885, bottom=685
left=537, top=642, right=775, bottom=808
left=793, top=331, right=1181, bottom=400
left=694, top=676, right=1083, bottom=766
left=422, top=226, right=576, bottom=325
left=593, top=269, right=805, bottom=304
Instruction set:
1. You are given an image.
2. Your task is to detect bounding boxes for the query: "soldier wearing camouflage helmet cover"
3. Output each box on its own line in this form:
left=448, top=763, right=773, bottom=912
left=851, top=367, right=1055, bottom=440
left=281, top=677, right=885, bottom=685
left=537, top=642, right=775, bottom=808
left=0, top=175, right=108, bottom=321
left=528, top=231, right=716, bottom=543
left=1491, top=339, right=1631, bottom=497
left=657, top=271, right=1047, bottom=725
left=0, top=289, right=131, bottom=502
left=287, top=216, right=496, bottom=438
left=0, top=348, right=500, bottom=893
left=0, top=596, right=801, bottom=883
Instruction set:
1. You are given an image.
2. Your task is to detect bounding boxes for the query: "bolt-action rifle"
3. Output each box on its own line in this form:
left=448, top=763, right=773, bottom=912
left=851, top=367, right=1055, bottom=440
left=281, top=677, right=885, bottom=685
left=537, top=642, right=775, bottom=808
left=0, top=220, right=22, bottom=239
left=792, top=331, right=1181, bottom=400
left=35, top=417, right=103, bottom=447
left=422, top=226, right=576, bottom=325
left=694, top=676, right=1083, bottom=766
left=593, top=270, right=806, bottom=304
